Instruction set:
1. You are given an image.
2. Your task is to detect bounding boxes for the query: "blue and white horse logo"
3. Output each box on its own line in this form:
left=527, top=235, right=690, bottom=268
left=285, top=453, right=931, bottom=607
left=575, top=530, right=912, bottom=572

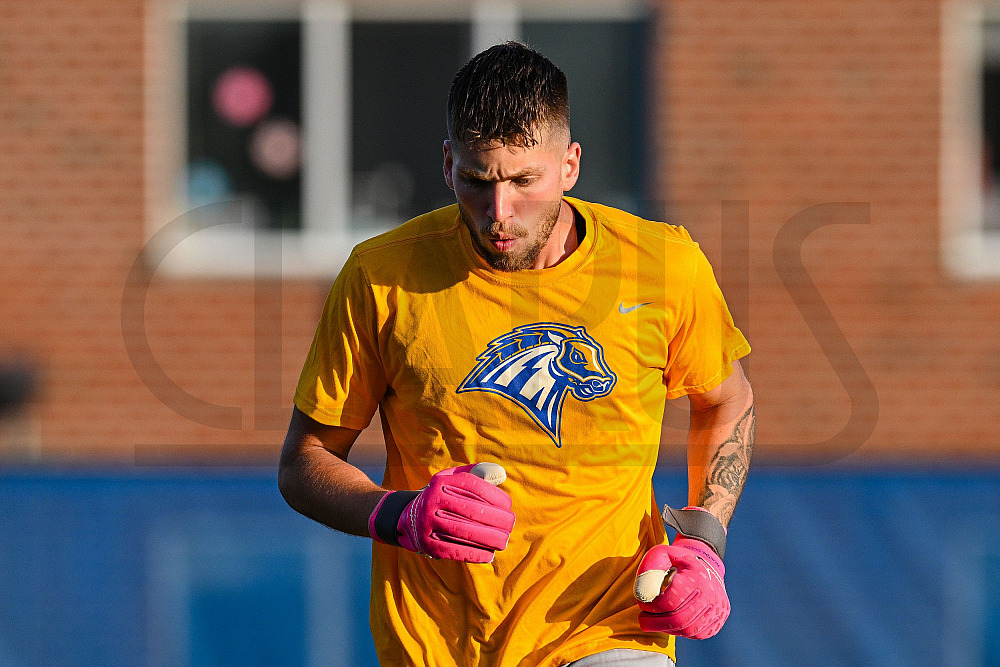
left=457, top=323, right=617, bottom=447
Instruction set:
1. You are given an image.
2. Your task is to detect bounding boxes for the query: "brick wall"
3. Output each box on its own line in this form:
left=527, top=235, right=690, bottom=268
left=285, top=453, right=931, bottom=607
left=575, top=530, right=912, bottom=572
left=660, top=0, right=1000, bottom=461
left=0, top=0, right=144, bottom=458
left=0, top=0, right=995, bottom=463
left=0, top=0, right=342, bottom=461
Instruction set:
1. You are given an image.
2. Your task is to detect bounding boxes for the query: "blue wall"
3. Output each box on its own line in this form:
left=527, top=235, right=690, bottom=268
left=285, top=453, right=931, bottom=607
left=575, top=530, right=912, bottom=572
left=0, top=466, right=996, bottom=666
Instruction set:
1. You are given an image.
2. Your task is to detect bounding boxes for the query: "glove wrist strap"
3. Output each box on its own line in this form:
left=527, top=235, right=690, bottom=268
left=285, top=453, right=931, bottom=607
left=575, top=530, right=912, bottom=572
left=662, top=505, right=727, bottom=559
left=371, top=490, right=420, bottom=547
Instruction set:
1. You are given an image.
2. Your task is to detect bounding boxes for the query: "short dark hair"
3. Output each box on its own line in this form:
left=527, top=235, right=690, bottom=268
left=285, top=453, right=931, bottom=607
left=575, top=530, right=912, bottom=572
left=447, top=41, right=570, bottom=150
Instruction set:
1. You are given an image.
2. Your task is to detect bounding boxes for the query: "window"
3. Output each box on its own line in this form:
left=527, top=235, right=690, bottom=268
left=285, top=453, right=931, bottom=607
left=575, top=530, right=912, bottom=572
left=145, top=1, right=652, bottom=277
left=350, top=21, right=472, bottom=228
left=941, top=3, right=1000, bottom=278
left=186, top=20, right=303, bottom=230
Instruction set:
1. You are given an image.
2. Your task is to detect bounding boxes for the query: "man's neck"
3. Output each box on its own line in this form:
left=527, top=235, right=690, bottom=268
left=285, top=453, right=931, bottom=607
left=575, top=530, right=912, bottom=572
left=532, top=199, right=581, bottom=270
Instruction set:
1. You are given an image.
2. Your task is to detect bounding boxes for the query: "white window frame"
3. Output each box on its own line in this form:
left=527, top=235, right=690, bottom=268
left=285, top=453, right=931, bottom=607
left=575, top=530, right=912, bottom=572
left=145, top=0, right=649, bottom=278
left=941, top=1, right=1000, bottom=279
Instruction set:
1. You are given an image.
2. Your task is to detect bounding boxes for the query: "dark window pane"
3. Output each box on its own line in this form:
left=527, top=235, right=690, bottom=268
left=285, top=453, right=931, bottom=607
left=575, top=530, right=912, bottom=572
left=351, top=22, right=470, bottom=228
left=983, top=22, right=1000, bottom=232
left=523, top=20, right=650, bottom=216
left=187, top=21, right=302, bottom=230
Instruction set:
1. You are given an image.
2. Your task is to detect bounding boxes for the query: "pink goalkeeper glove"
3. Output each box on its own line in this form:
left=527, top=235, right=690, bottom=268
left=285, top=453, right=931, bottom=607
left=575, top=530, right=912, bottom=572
left=368, top=463, right=515, bottom=563
left=634, top=506, right=730, bottom=639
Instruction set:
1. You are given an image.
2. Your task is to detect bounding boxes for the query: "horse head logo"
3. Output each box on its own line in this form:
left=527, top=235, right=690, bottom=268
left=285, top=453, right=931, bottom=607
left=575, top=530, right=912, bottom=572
left=457, top=323, right=617, bottom=447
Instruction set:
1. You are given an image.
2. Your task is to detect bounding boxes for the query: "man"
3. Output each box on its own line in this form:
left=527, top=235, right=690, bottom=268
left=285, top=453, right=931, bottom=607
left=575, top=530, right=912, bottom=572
left=279, top=42, right=753, bottom=666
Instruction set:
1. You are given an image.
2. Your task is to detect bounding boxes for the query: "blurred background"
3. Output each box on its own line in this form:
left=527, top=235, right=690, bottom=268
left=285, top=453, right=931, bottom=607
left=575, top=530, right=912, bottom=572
left=1, top=0, right=999, bottom=664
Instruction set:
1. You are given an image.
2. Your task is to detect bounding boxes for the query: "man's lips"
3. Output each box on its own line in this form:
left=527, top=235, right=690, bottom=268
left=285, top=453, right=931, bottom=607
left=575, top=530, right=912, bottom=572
left=490, top=237, right=517, bottom=251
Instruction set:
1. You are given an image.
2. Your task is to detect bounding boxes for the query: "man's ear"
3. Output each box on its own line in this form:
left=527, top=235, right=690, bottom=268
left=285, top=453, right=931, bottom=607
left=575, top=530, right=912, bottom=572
left=562, top=141, right=581, bottom=192
left=443, top=140, right=455, bottom=191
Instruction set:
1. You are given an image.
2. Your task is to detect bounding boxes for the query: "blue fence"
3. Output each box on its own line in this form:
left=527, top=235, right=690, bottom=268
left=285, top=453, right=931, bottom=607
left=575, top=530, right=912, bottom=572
left=0, top=466, right=996, bottom=667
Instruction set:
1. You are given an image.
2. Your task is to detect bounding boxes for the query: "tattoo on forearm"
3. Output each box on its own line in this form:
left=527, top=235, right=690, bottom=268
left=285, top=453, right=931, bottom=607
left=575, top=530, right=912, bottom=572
left=696, top=404, right=755, bottom=526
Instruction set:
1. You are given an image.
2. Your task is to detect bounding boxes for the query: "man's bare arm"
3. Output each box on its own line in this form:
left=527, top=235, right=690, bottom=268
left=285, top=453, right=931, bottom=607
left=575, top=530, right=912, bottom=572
left=686, top=360, right=755, bottom=529
left=277, top=406, right=386, bottom=537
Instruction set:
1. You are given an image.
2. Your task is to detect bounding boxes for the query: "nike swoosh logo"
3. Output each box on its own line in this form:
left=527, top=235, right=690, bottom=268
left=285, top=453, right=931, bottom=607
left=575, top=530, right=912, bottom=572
left=618, top=301, right=652, bottom=314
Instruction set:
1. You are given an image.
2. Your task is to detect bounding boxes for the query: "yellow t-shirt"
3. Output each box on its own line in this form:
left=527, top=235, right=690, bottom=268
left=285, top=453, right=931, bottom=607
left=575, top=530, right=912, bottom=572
left=294, top=197, right=750, bottom=666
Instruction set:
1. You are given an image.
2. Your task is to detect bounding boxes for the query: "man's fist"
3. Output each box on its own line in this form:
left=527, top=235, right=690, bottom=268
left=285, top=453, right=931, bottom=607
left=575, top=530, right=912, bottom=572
left=369, top=463, right=515, bottom=563
left=634, top=536, right=730, bottom=639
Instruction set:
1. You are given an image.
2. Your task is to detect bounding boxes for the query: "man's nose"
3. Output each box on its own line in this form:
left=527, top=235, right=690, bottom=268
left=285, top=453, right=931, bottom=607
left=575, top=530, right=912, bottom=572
left=487, top=183, right=513, bottom=222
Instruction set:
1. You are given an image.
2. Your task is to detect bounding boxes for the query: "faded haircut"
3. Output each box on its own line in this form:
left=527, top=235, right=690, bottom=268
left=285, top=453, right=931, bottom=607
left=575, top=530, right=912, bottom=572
left=447, top=41, right=570, bottom=150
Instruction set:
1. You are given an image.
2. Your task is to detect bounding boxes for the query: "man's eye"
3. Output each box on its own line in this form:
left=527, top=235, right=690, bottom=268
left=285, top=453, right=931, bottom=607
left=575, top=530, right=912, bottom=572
left=463, top=177, right=488, bottom=188
left=513, top=178, right=533, bottom=187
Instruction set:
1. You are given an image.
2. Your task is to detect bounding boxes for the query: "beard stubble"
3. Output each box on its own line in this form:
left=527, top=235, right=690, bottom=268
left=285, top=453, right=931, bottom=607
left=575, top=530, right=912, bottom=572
left=459, top=199, right=563, bottom=272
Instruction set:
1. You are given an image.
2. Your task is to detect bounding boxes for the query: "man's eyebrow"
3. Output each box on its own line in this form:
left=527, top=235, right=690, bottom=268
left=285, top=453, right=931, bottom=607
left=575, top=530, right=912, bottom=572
left=457, top=166, right=545, bottom=180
